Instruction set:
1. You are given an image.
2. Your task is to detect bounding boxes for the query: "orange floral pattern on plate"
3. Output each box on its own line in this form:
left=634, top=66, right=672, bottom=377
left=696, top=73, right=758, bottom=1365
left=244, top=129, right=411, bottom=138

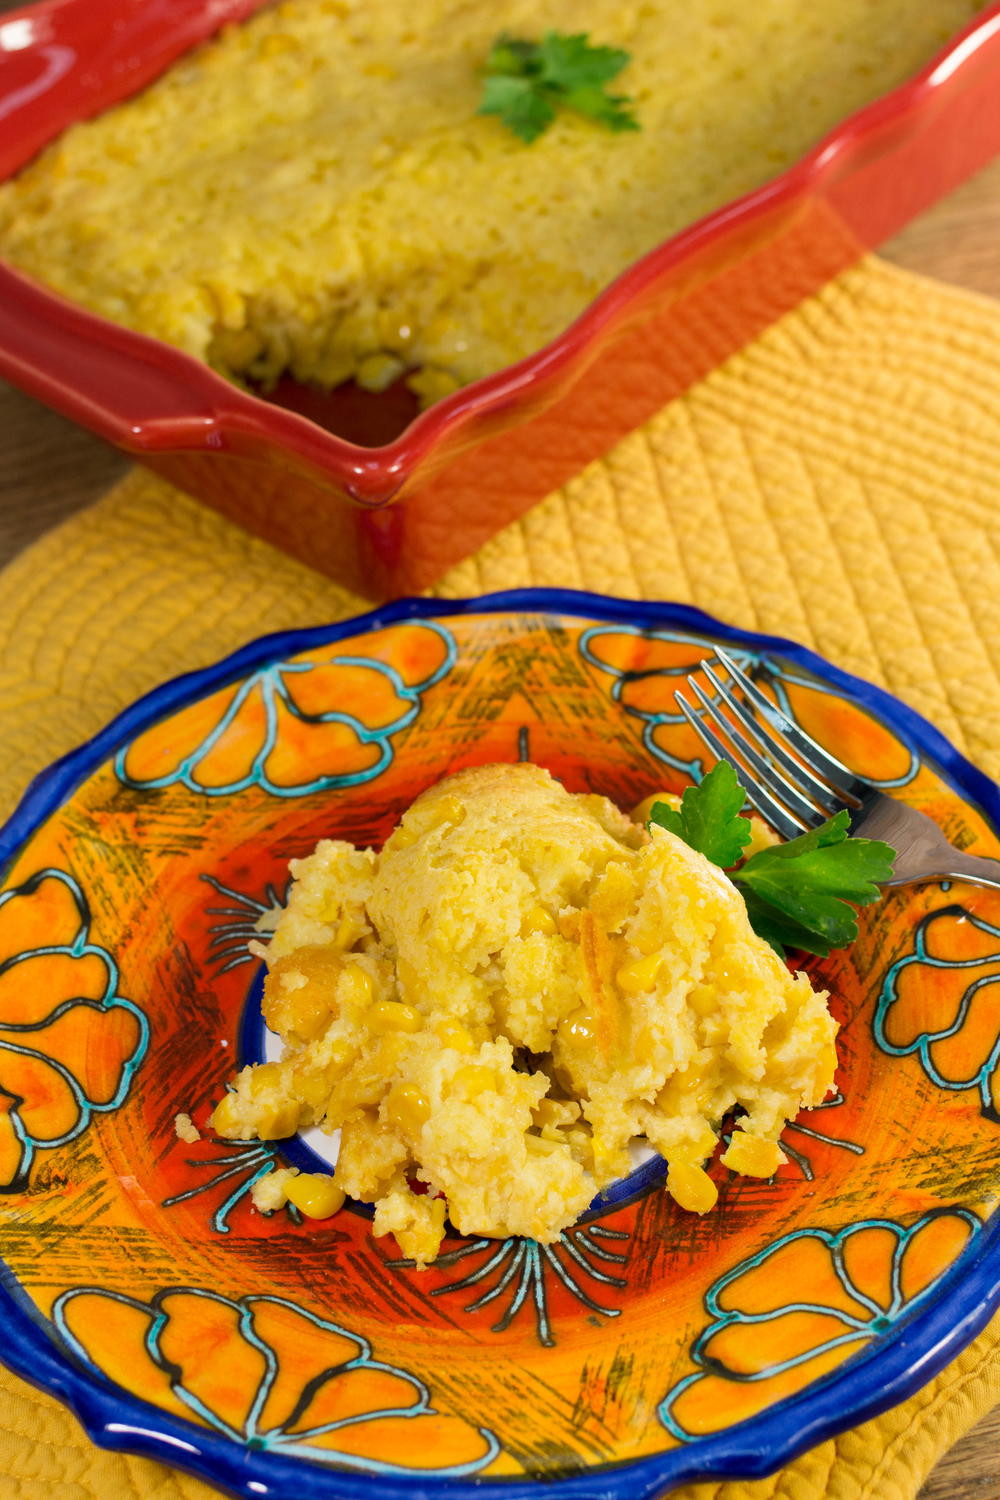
left=579, top=627, right=917, bottom=789
left=53, top=1285, right=501, bottom=1475
left=659, top=1207, right=980, bottom=1439
left=116, top=621, right=454, bottom=796
left=0, top=867, right=147, bottom=1188
left=876, top=905, right=1000, bottom=1119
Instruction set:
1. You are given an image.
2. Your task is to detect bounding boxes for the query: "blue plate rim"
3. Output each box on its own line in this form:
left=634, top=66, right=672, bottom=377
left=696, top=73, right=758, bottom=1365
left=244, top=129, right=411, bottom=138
left=1, top=585, right=998, bottom=1500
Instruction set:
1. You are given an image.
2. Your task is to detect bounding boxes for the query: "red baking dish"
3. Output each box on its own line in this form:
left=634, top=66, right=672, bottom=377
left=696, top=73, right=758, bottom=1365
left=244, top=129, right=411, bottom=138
left=2, top=0, right=1000, bottom=596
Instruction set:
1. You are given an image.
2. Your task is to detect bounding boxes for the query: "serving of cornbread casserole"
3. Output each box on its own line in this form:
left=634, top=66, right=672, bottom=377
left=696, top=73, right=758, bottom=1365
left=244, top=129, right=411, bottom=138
left=211, top=764, right=838, bottom=1266
left=0, top=0, right=982, bottom=407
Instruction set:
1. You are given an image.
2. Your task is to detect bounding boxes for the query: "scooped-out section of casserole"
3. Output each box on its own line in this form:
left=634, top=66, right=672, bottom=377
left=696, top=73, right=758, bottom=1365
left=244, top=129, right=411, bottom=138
left=0, top=0, right=981, bottom=406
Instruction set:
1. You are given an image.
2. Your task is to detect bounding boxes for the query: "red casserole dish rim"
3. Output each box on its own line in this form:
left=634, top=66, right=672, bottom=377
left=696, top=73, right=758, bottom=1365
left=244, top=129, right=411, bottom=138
left=1, top=0, right=999, bottom=507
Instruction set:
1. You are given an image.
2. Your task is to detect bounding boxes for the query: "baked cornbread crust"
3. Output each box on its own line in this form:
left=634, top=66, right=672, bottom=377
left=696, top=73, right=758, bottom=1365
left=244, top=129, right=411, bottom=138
left=212, top=764, right=837, bottom=1265
left=0, top=0, right=981, bottom=404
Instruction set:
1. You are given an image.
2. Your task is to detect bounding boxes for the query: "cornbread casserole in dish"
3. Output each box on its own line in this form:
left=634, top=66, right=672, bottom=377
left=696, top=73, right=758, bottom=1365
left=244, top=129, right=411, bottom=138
left=0, top=2, right=999, bottom=592
left=212, top=764, right=838, bottom=1264
left=0, top=0, right=985, bottom=401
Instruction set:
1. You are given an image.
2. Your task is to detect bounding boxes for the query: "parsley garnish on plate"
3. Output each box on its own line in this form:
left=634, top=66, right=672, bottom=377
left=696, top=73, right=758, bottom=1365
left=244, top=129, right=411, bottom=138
left=649, top=761, right=896, bottom=957
left=650, top=758, right=753, bottom=870
left=478, top=32, right=640, bottom=144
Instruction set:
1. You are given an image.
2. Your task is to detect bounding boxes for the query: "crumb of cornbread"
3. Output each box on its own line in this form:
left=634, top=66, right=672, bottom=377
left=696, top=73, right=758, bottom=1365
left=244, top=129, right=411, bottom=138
left=251, top=1164, right=347, bottom=1218
left=174, top=1112, right=201, bottom=1144
left=211, top=763, right=838, bottom=1266
left=252, top=1166, right=299, bottom=1213
left=0, top=0, right=980, bottom=404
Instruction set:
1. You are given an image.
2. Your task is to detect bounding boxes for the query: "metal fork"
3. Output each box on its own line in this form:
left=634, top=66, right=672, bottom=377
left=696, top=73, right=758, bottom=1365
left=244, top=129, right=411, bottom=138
left=673, top=648, right=1000, bottom=892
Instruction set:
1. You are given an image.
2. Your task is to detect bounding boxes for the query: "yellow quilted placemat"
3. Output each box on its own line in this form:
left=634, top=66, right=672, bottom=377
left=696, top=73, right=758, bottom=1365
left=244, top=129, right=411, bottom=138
left=1, top=253, right=999, bottom=1498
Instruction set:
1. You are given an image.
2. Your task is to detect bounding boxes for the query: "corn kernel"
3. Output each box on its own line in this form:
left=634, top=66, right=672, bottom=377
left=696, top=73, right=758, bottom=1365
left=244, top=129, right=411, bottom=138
left=631, top=791, right=681, bottom=824
left=434, top=1018, right=475, bottom=1053
left=334, top=915, right=363, bottom=950
left=211, top=1093, right=242, bottom=1138
left=247, top=1062, right=283, bottom=1097
left=408, top=1197, right=447, bottom=1261
left=522, top=904, right=557, bottom=936
left=269, top=986, right=333, bottom=1044
left=617, top=952, right=663, bottom=994
left=254, top=1097, right=302, bottom=1141
left=451, top=1063, right=495, bottom=1096
left=564, top=1010, right=596, bottom=1045
left=688, top=983, right=718, bottom=1018
left=667, top=1160, right=719, bottom=1215
left=369, top=1031, right=408, bottom=1075
left=213, top=326, right=264, bottom=369
left=395, top=957, right=418, bottom=994
left=659, top=1064, right=712, bottom=1115
left=721, top=1132, right=784, bottom=1178
left=385, top=1194, right=448, bottom=1266
left=525, top=1133, right=561, bottom=1154
left=564, top=1126, right=595, bottom=1171
left=290, top=1060, right=341, bottom=1111
left=356, top=351, right=406, bottom=392
left=368, top=999, right=422, bottom=1033
left=340, top=964, right=374, bottom=1007
left=284, top=1172, right=346, bottom=1219
left=391, top=825, right=418, bottom=849
left=244, top=1065, right=300, bottom=1136
left=406, top=365, right=460, bottom=408
left=384, top=1083, right=432, bottom=1135
left=632, top=925, right=664, bottom=956
left=426, top=794, right=464, bottom=831
left=745, top=814, right=782, bottom=857
left=263, top=948, right=342, bottom=1040
left=591, top=1136, right=629, bottom=1179
left=533, top=1097, right=581, bottom=1130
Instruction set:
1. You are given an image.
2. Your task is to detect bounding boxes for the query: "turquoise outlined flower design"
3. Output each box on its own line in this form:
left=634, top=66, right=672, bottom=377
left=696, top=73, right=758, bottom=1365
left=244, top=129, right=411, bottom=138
left=579, top=626, right=918, bottom=788
left=0, top=867, right=148, bottom=1190
left=115, top=620, right=456, bottom=797
left=53, top=1285, right=500, bottom=1476
left=387, top=1223, right=629, bottom=1348
left=658, top=1206, right=981, bottom=1441
left=875, top=905, right=1000, bottom=1122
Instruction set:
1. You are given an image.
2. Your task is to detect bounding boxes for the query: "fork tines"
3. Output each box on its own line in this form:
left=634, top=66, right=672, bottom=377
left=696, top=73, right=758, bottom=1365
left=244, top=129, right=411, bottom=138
left=673, top=649, right=864, bottom=841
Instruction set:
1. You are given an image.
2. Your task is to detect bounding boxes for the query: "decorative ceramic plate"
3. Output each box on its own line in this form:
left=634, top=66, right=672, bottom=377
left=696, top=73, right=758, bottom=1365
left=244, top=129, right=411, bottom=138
left=1, top=589, right=998, bottom=1500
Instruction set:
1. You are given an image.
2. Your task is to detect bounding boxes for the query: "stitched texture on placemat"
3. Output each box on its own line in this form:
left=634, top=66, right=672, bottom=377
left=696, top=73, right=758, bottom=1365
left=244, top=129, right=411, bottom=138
left=0, top=255, right=998, bottom=1500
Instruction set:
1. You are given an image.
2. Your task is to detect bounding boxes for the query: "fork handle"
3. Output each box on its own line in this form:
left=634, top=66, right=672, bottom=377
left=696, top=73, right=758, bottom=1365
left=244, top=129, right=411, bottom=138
left=884, top=850, right=1000, bottom=893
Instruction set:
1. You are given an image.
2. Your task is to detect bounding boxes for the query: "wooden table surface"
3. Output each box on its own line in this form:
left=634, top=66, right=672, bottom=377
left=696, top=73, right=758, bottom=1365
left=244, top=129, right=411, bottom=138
left=2, top=88, right=1000, bottom=1500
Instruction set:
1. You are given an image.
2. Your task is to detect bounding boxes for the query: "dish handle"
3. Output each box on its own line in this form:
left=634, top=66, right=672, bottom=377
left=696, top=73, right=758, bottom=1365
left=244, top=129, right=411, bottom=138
left=0, top=260, right=249, bottom=452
